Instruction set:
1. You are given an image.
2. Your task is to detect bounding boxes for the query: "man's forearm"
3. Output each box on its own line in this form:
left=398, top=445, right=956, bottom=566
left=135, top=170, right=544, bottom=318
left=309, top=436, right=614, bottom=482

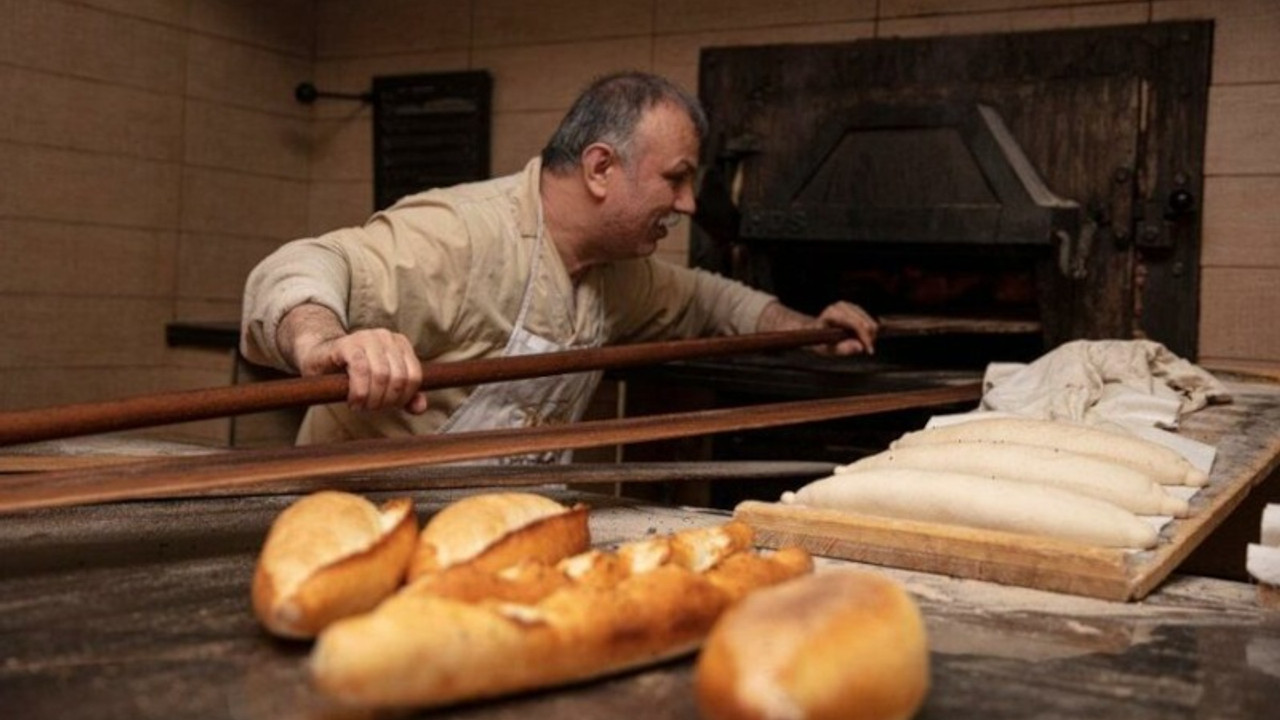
left=277, top=304, right=347, bottom=373
left=754, top=301, right=818, bottom=334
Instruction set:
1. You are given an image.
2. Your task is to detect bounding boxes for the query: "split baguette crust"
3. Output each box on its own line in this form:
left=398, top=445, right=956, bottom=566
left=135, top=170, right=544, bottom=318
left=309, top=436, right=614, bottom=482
left=696, top=570, right=929, bottom=720
left=838, top=442, right=1189, bottom=517
left=310, top=522, right=813, bottom=709
left=252, top=491, right=418, bottom=639
left=891, top=417, right=1207, bottom=486
left=784, top=469, right=1159, bottom=549
left=408, top=492, right=589, bottom=580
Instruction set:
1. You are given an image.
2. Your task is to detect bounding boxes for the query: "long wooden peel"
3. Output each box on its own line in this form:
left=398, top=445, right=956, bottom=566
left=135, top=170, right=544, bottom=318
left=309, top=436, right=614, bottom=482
left=0, top=327, right=846, bottom=447
left=0, top=383, right=979, bottom=513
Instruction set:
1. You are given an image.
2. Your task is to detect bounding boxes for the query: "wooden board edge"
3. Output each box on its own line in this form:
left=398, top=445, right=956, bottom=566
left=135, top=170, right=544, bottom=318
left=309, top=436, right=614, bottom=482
left=735, top=501, right=1134, bottom=601
left=1125, top=432, right=1280, bottom=601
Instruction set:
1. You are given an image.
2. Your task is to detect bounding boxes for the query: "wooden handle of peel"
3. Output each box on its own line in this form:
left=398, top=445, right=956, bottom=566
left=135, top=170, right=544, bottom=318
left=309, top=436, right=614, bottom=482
left=0, top=328, right=848, bottom=447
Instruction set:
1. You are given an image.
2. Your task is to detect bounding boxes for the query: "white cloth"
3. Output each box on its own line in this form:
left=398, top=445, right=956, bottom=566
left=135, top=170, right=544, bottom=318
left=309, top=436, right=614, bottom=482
left=981, top=339, right=1231, bottom=430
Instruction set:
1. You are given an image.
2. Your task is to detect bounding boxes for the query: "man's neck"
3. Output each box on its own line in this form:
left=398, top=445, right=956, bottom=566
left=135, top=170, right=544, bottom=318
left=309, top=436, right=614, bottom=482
left=539, top=169, right=600, bottom=283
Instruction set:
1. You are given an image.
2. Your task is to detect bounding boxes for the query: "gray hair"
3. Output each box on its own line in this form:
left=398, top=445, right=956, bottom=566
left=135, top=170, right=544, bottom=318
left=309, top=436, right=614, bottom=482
left=540, top=71, right=708, bottom=172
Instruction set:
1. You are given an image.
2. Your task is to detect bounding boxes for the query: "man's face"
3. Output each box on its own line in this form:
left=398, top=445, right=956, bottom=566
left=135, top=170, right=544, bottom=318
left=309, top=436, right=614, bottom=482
left=599, top=102, right=700, bottom=259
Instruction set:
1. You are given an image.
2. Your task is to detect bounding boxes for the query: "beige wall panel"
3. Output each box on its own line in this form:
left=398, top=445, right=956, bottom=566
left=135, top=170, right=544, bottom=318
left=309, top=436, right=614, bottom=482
left=9, top=0, right=186, bottom=92
left=0, top=219, right=176, bottom=297
left=881, top=0, right=1116, bottom=18
left=184, top=101, right=311, bottom=179
left=308, top=180, right=374, bottom=235
left=663, top=221, right=691, bottom=258
left=311, top=116, right=373, bottom=181
left=165, top=346, right=236, bottom=374
left=176, top=233, right=282, bottom=302
left=1200, top=176, right=1280, bottom=268
left=1156, top=0, right=1280, bottom=84
left=474, top=0, right=654, bottom=47
left=652, top=22, right=875, bottom=92
left=475, top=38, right=654, bottom=113
left=0, top=0, right=13, bottom=63
left=173, top=298, right=247, bottom=325
left=180, top=167, right=308, bottom=240
left=490, top=111, right=562, bottom=176
left=0, top=66, right=183, bottom=161
left=1205, top=85, right=1280, bottom=176
left=186, top=34, right=314, bottom=117
left=879, top=3, right=1149, bottom=38
left=0, top=367, right=187, bottom=411
left=313, top=52, right=471, bottom=120
left=77, top=0, right=187, bottom=26
left=316, top=0, right=471, bottom=58
left=0, top=144, right=181, bottom=229
left=188, top=0, right=314, bottom=57
left=655, top=0, right=875, bottom=34
left=1, top=297, right=172, bottom=368
left=1199, top=267, right=1280, bottom=361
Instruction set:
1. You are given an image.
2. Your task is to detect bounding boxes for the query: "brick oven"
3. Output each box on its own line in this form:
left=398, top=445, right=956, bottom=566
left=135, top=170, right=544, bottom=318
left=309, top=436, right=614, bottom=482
left=620, top=21, right=1214, bottom=507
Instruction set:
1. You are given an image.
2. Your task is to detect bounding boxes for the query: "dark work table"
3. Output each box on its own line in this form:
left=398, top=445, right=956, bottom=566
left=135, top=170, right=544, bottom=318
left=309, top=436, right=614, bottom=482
left=1, top=481, right=1278, bottom=719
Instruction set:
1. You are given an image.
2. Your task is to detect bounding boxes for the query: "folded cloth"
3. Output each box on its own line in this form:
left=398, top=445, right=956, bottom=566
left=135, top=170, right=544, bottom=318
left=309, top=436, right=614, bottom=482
left=981, top=340, right=1231, bottom=429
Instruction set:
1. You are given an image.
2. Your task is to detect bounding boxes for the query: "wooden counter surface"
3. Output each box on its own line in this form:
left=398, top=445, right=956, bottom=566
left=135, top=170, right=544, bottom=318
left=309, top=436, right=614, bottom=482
left=2, top=487, right=1278, bottom=720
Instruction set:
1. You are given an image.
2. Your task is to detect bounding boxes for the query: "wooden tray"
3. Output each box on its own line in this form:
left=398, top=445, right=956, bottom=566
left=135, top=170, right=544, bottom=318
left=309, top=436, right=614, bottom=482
left=736, top=378, right=1280, bottom=601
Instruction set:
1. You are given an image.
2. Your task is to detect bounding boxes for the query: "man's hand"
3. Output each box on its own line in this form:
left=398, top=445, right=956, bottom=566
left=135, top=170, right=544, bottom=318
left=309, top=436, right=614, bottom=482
left=815, top=301, right=878, bottom=356
left=278, top=304, right=429, bottom=414
left=756, top=300, right=878, bottom=356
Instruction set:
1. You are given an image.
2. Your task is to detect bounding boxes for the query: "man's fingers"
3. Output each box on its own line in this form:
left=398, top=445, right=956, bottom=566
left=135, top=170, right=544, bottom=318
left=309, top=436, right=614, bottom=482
left=819, top=302, right=878, bottom=356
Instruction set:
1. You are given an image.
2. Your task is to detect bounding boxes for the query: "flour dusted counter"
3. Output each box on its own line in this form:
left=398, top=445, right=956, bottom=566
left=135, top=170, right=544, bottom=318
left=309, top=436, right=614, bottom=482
left=2, top=486, right=1279, bottom=719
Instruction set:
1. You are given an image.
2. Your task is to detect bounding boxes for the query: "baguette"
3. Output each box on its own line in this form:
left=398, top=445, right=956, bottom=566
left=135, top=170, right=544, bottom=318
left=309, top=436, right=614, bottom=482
left=252, top=491, right=417, bottom=639
left=837, top=442, right=1189, bottom=517
left=784, top=469, right=1159, bottom=549
left=407, top=492, right=589, bottom=580
left=310, top=524, right=814, bottom=708
left=891, top=417, right=1207, bottom=487
left=696, top=570, right=929, bottom=720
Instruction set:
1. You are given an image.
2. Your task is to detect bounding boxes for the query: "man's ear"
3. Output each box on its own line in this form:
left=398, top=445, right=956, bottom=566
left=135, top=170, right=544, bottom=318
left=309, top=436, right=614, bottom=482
left=581, top=143, right=616, bottom=200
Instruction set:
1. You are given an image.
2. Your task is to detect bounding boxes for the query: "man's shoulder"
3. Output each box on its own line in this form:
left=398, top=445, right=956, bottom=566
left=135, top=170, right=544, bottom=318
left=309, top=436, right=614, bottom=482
left=391, top=170, right=522, bottom=211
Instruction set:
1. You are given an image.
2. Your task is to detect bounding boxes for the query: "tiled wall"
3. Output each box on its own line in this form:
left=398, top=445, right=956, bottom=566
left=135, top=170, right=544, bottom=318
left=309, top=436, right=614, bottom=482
left=1, top=0, right=1276, bottom=445
left=0, top=0, right=314, bottom=442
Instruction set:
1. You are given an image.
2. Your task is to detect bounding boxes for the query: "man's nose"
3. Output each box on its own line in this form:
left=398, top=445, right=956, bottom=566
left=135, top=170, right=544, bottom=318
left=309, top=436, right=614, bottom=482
left=674, top=183, right=696, bottom=214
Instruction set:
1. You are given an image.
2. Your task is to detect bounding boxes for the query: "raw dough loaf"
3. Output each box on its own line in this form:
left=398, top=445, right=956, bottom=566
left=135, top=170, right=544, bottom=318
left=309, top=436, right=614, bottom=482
left=783, top=469, right=1159, bottom=549
left=891, top=417, right=1207, bottom=487
left=837, top=442, right=1188, bottom=517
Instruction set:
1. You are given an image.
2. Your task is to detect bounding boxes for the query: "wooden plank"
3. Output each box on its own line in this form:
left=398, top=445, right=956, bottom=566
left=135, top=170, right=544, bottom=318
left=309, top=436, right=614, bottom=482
left=878, top=314, right=1041, bottom=337
left=735, top=377, right=1280, bottom=601
left=735, top=501, right=1133, bottom=600
left=0, top=328, right=848, bottom=447
left=0, top=384, right=981, bottom=514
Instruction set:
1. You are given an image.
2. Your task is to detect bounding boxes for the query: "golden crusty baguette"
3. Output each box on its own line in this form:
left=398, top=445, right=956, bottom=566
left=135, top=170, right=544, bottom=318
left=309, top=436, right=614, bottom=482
left=891, top=417, right=1208, bottom=487
left=252, top=491, right=417, bottom=640
left=407, top=492, right=589, bottom=580
left=310, top=529, right=813, bottom=708
left=405, top=559, right=572, bottom=605
left=696, top=570, right=929, bottom=720
left=409, top=521, right=763, bottom=607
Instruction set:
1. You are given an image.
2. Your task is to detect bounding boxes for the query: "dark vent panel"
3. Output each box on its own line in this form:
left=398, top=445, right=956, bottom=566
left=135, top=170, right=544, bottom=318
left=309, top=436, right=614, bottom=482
left=372, top=71, right=492, bottom=211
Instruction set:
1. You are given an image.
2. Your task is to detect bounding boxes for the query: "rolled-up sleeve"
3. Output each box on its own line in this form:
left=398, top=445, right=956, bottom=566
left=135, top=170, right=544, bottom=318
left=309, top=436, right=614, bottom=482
left=240, top=234, right=355, bottom=371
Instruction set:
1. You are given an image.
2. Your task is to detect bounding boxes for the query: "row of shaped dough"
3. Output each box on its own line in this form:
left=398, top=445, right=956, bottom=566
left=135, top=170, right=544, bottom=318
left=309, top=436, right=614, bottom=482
left=782, top=417, right=1207, bottom=550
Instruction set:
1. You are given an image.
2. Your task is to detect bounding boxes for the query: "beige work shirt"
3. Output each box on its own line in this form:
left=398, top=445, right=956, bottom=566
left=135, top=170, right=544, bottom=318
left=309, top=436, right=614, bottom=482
left=241, top=158, right=776, bottom=444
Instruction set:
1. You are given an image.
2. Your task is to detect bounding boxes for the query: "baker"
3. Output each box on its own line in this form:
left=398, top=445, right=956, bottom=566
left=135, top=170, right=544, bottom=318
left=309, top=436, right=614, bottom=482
left=240, top=71, right=877, bottom=457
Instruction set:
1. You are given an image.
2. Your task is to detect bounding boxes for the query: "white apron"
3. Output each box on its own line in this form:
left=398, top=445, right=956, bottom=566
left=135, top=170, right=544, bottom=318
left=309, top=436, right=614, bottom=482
left=436, top=213, right=604, bottom=464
